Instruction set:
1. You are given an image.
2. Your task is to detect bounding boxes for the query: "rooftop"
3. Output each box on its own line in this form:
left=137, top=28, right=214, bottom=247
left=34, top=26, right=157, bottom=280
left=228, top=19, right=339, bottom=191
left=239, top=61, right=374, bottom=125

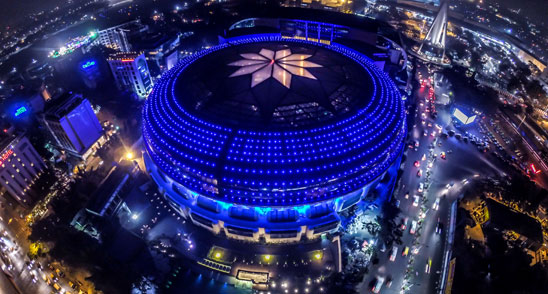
left=143, top=35, right=406, bottom=205
left=176, top=41, right=373, bottom=128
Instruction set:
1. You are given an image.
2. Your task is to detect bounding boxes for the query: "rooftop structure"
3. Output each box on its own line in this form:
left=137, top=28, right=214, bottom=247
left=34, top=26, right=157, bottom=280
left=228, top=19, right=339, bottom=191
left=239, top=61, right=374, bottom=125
left=96, top=20, right=148, bottom=52
left=143, top=34, right=406, bottom=243
left=107, top=52, right=153, bottom=99
left=86, top=161, right=141, bottom=218
left=41, top=93, right=103, bottom=158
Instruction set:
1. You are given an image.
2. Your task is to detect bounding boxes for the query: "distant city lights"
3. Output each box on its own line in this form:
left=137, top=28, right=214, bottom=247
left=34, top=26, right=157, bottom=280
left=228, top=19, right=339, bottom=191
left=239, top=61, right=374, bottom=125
left=49, top=30, right=98, bottom=58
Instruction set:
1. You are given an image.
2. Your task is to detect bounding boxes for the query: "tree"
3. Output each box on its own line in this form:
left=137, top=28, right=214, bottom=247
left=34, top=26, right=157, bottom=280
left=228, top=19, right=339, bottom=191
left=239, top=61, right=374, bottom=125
left=525, top=80, right=547, bottom=101
left=377, top=200, right=401, bottom=246
left=498, top=59, right=512, bottom=73
left=506, top=77, right=521, bottom=93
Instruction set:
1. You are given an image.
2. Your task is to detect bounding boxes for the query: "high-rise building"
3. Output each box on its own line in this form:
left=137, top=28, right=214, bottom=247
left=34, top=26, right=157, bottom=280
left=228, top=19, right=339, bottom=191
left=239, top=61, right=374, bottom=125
left=107, top=52, right=153, bottom=99
left=41, top=93, right=103, bottom=159
left=0, top=134, right=47, bottom=206
left=96, top=20, right=148, bottom=52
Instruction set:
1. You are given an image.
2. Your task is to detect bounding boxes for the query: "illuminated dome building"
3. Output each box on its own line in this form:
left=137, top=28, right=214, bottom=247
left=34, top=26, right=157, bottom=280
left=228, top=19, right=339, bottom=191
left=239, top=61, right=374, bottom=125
left=143, top=34, right=406, bottom=243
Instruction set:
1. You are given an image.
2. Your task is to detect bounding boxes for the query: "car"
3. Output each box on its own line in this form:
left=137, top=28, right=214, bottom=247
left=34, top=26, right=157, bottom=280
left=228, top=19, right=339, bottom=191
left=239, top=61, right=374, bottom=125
left=417, top=170, right=422, bottom=177
left=53, top=283, right=62, bottom=292
left=413, top=195, right=420, bottom=207
left=432, top=198, right=440, bottom=210
left=417, top=183, right=424, bottom=193
left=423, top=130, right=428, bottom=136
left=412, top=246, right=420, bottom=255
left=436, top=219, right=444, bottom=234
left=389, top=247, right=398, bottom=261
left=379, top=243, right=387, bottom=252
left=427, top=161, right=433, bottom=168
left=440, top=152, right=446, bottom=160
left=55, top=268, right=65, bottom=278
left=400, top=217, right=409, bottom=230
left=410, top=220, right=418, bottom=234
left=404, top=191, right=410, bottom=199
left=402, top=247, right=409, bottom=256
left=414, top=161, right=420, bottom=167
left=30, top=273, right=37, bottom=283
left=372, top=276, right=385, bottom=293
left=2, top=258, right=13, bottom=271
left=395, top=199, right=400, bottom=208
left=425, top=258, right=432, bottom=273
left=385, top=277, right=393, bottom=288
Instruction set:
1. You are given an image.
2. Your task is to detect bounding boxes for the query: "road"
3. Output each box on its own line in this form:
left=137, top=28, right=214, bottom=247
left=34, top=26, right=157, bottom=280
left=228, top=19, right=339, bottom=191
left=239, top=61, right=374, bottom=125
left=359, top=62, right=509, bottom=294
left=0, top=206, right=51, bottom=294
left=0, top=169, right=86, bottom=294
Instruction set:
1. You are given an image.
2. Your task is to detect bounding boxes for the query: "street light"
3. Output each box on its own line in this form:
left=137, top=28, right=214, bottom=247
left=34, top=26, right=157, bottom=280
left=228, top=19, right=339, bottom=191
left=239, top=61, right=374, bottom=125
left=125, top=152, right=134, bottom=160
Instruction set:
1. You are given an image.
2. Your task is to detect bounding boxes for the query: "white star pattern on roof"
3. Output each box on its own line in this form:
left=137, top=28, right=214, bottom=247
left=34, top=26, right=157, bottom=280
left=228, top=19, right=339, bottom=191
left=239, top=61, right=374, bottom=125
left=228, top=48, right=322, bottom=88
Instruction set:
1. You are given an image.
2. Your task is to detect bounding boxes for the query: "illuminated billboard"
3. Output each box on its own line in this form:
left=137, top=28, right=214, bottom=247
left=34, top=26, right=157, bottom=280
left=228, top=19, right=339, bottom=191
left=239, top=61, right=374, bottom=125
left=453, top=108, right=476, bottom=125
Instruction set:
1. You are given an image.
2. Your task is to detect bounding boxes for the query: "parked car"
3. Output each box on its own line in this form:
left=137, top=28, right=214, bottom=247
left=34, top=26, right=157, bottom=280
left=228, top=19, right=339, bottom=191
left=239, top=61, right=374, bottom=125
left=389, top=247, right=398, bottom=261
left=410, top=221, right=418, bottom=234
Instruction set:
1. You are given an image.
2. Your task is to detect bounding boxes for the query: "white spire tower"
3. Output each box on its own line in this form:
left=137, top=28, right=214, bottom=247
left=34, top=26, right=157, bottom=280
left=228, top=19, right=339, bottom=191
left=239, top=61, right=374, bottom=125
left=419, top=0, right=449, bottom=55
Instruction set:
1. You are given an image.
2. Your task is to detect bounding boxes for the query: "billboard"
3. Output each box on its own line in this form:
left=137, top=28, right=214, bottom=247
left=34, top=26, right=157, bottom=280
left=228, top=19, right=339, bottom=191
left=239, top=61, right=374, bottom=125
left=453, top=108, right=476, bottom=125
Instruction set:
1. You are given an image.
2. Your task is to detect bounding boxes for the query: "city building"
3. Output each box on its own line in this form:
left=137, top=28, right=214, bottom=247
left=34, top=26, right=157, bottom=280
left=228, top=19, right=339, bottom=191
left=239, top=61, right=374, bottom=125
left=41, top=93, right=104, bottom=159
left=85, top=161, right=141, bottom=218
left=107, top=52, right=153, bottom=99
left=96, top=20, right=149, bottom=52
left=132, top=32, right=193, bottom=73
left=0, top=134, right=46, bottom=206
left=78, top=59, right=101, bottom=89
left=71, top=160, right=144, bottom=240
left=143, top=34, right=406, bottom=243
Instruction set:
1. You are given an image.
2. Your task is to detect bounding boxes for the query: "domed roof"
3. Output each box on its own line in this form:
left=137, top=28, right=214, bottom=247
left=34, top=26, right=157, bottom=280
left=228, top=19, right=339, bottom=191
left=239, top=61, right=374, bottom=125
left=143, top=35, right=406, bottom=206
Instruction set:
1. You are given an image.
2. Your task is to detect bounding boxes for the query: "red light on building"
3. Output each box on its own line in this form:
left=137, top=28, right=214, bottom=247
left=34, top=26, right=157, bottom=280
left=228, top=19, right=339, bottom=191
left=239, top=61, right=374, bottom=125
left=121, top=59, right=135, bottom=62
left=0, top=149, right=13, bottom=166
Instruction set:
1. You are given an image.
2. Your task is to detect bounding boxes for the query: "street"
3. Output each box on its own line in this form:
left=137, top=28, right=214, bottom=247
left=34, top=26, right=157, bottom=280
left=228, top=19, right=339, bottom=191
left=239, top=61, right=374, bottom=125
left=359, top=63, right=509, bottom=294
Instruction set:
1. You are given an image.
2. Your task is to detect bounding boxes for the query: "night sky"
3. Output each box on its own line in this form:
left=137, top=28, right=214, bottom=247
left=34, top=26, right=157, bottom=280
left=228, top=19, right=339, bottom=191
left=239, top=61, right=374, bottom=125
left=0, top=0, right=62, bottom=27
left=488, top=0, right=546, bottom=28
